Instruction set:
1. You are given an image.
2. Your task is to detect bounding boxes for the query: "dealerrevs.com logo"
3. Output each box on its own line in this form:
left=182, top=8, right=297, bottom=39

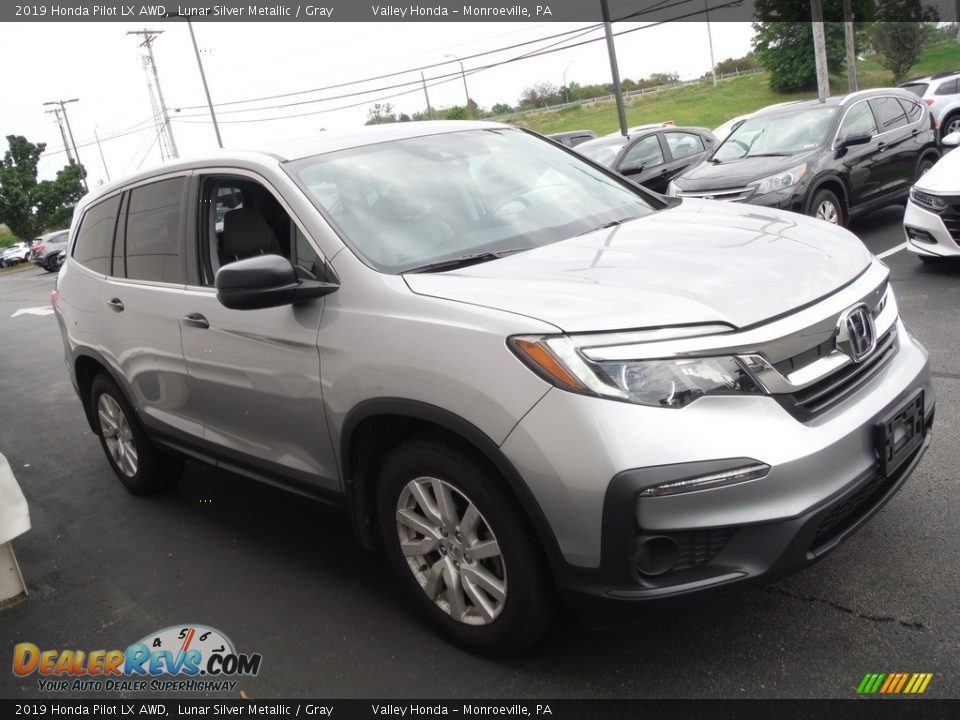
left=13, top=624, right=262, bottom=693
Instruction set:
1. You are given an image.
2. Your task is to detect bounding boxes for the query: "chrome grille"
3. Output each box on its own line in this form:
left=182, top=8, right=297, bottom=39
left=789, top=328, right=898, bottom=415
left=676, top=187, right=754, bottom=202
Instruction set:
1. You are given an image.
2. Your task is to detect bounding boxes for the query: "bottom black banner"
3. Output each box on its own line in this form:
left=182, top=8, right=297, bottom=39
left=1, top=699, right=957, bottom=720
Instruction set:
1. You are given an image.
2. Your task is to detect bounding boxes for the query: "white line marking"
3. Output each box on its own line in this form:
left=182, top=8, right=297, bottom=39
left=10, top=307, right=54, bottom=318
left=876, top=242, right=907, bottom=260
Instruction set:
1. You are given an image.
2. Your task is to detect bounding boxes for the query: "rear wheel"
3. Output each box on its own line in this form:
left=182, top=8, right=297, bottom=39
left=377, top=434, right=554, bottom=655
left=941, top=113, right=960, bottom=140
left=90, top=374, right=183, bottom=495
left=809, top=188, right=844, bottom=226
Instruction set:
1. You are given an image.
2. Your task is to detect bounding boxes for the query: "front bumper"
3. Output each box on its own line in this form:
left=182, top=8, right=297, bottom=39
left=500, top=327, right=933, bottom=623
left=903, top=198, right=960, bottom=258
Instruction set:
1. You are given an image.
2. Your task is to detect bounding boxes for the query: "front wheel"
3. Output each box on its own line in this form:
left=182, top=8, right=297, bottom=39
left=90, top=374, right=183, bottom=495
left=377, top=435, right=554, bottom=655
left=809, top=188, right=844, bottom=226
left=941, top=114, right=960, bottom=140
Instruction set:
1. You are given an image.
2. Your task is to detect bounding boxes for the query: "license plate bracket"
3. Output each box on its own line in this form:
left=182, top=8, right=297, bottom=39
left=876, top=389, right=925, bottom=477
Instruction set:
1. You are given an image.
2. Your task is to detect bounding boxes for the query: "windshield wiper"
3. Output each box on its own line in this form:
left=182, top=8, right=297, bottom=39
left=577, top=217, right=636, bottom=236
left=403, top=248, right=528, bottom=274
left=745, top=151, right=794, bottom=158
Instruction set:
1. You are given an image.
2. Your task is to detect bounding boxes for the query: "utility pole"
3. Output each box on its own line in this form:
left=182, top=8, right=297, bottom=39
left=445, top=54, right=471, bottom=116
left=165, top=12, right=223, bottom=149
left=127, top=29, right=178, bottom=159
left=601, top=0, right=628, bottom=137
left=843, top=0, right=858, bottom=93
left=705, top=0, right=717, bottom=86
left=810, top=0, right=830, bottom=102
left=43, top=99, right=87, bottom=191
left=420, top=71, right=434, bottom=119
left=563, top=60, right=574, bottom=103
left=94, top=127, right=111, bottom=182
left=46, top=108, right=74, bottom=164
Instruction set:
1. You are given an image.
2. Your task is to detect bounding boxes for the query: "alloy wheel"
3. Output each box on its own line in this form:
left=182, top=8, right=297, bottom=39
left=816, top=200, right=839, bottom=224
left=395, top=476, right=507, bottom=625
left=98, top=394, right=139, bottom=477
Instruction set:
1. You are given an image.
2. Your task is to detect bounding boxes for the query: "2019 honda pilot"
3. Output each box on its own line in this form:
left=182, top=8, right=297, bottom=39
left=54, top=121, right=934, bottom=654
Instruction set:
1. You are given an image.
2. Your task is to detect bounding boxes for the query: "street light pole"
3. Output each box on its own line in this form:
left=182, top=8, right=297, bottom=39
left=563, top=60, right=574, bottom=103
left=445, top=53, right=471, bottom=116
left=94, top=127, right=111, bottom=182
left=44, top=99, right=87, bottom=191
left=600, top=0, right=629, bottom=137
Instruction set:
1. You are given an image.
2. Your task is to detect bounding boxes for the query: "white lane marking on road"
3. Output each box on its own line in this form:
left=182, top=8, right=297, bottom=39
left=877, top=242, right=907, bottom=260
left=11, top=307, right=54, bottom=318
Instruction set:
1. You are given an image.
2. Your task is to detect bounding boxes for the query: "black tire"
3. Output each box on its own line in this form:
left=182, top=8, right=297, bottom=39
left=941, top=113, right=960, bottom=141
left=916, top=155, right=937, bottom=180
left=90, top=374, right=183, bottom=495
left=44, top=258, right=58, bottom=272
left=377, top=433, right=554, bottom=655
left=808, top=188, right=845, bottom=226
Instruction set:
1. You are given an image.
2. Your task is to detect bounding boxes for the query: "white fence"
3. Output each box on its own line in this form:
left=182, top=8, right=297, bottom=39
left=493, top=68, right=763, bottom=121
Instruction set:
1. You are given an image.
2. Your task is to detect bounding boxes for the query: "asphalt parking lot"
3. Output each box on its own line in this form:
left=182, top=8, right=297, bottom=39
left=1, top=206, right=958, bottom=699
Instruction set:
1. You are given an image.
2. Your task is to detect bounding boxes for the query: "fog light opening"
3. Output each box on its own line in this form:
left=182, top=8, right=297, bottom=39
left=905, top=227, right=936, bottom=245
left=634, top=535, right=679, bottom=577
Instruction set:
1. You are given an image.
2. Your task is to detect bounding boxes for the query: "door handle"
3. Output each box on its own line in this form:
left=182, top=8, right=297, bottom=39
left=911, top=129, right=920, bottom=138
left=877, top=141, right=887, bottom=152
left=106, top=298, right=124, bottom=312
left=181, top=313, right=209, bottom=329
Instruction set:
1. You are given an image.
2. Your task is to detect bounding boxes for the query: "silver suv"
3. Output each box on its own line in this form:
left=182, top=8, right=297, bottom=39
left=901, top=69, right=960, bottom=139
left=54, top=122, right=934, bottom=654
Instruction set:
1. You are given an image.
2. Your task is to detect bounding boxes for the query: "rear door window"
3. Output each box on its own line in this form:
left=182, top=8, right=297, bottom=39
left=869, top=97, right=909, bottom=132
left=72, top=195, right=121, bottom=275
left=121, top=177, right=186, bottom=284
left=663, top=131, right=705, bottom=160
left=620, top=135, right=664, bottom=169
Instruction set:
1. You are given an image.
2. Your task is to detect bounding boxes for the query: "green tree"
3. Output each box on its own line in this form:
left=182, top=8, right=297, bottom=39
left=490, top=102, right=514, bottom=116
left=752, top=0, right=874, bottom=93
left=869, top=2, right=939, bottom=82
left=365, top=103, right=397, bottom=125
left=0, top=135, right=84, bottom=240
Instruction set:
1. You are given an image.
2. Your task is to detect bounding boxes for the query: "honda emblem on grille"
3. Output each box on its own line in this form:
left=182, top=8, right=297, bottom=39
left=836, top=304, right=876, bottom=362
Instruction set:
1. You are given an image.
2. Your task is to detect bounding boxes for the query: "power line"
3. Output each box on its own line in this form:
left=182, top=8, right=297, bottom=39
left=170, top=3, right=729, bottom=127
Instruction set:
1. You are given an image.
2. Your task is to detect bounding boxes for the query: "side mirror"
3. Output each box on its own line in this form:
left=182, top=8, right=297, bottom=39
left=215, top=254, right=338, bottom=310
left=837, top=131, right=872, bottom=149
left=619, top=162, right=646, bottom=175
left=942, top=131, right=960, bottom=148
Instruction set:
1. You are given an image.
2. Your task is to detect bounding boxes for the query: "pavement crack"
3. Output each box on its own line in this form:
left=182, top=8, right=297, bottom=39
left=766, top=587, right=925, bottom=630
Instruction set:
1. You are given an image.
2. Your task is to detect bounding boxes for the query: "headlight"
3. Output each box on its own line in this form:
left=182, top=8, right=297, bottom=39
left=509, top=333, right=762, bottom=408
left=909, top=186, right=947, bottom=212
left=750, top=163, right=807, bottom=196
left=665, top=180, right=679, bottom=197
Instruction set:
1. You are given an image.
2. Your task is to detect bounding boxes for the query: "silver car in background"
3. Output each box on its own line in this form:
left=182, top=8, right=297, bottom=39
left=54, top=121, right=934, bottom=654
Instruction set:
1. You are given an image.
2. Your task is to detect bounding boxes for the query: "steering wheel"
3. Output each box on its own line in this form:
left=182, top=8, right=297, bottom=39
left=490, top=195, right=532, bottom=217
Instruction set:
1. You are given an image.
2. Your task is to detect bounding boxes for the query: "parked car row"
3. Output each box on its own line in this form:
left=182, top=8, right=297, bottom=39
left=569, top=88, right=941, bottom=233
left=0, top=242, right=31, bottom=268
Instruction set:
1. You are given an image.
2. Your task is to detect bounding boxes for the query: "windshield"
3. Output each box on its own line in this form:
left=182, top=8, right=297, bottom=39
left=287, top=128, right=655, bottom=273
left=575, top=135, right=629, bottom=167
left=711, top=106, right=837, bottom=162
left=900, top=83, right=927, bottom=97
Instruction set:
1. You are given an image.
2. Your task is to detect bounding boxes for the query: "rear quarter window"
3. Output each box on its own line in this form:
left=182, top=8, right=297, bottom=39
left=122, top=177, right=186, bottom=284
left=72, top=195, right=121, bottom=274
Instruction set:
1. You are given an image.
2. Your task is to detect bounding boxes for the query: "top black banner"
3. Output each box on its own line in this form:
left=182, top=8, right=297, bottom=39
left=5, top=0, right=958, bottom=23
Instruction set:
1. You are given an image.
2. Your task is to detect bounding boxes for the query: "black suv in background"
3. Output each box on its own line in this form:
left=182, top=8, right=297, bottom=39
left=667, top=89, right=941, bottom=226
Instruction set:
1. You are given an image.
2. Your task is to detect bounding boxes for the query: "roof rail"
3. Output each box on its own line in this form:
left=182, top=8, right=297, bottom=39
left=930, top=69, right=960, bottom=80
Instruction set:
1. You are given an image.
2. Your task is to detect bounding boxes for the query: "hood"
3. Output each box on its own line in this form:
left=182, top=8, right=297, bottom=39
left=674, top=152, right=815, bottom=191
left=403, top=199, right=873, bottom=333
left=915, top=149, right=960, bottom=194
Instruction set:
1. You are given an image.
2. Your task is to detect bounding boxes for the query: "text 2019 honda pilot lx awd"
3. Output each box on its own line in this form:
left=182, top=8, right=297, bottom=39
left=53, top=122, right=934, bottom=653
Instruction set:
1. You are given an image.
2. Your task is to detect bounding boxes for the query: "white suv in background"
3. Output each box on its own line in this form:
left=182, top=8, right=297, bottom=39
left=901, top=69, right=960, bottom=139
left=904, top=131, right=960, bottom=262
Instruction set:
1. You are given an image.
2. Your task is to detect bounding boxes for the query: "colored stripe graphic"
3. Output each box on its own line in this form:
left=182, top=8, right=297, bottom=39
left=857, top=673, right=933, bottom=694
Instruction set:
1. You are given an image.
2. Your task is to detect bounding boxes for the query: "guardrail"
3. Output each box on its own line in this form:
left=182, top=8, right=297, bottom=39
left=492, top=68, right=763, bottom=121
